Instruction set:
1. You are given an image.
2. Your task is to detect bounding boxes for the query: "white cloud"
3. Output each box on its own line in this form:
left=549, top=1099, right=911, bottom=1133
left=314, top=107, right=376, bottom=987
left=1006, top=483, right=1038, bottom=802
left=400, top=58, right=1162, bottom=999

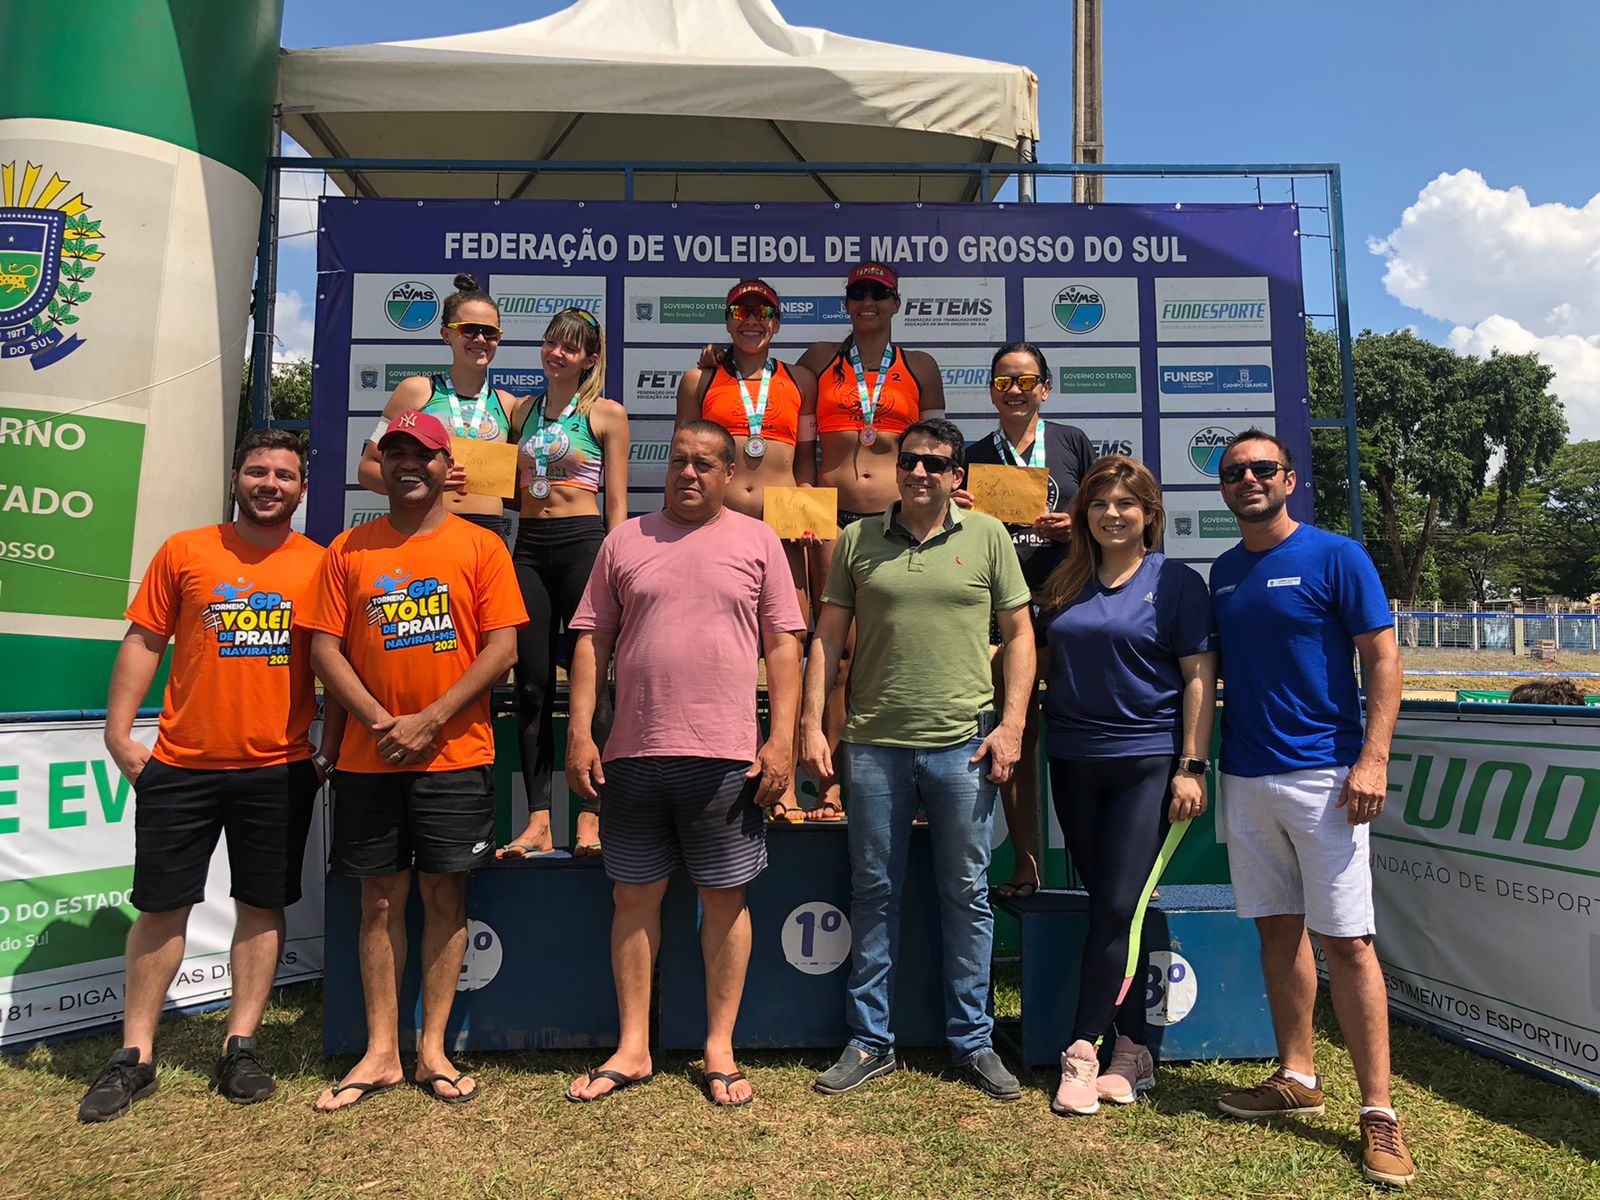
left=1447, top=316, right=1600, bottom=440
left=1371, top=170, right=1600, bottom=440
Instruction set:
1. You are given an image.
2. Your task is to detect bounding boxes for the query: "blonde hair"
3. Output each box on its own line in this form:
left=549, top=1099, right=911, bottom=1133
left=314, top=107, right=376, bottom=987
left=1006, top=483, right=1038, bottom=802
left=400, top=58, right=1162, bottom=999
left=543, top=308, right=607, bottom=415
left=1034, top=455, right=1166, bottom=616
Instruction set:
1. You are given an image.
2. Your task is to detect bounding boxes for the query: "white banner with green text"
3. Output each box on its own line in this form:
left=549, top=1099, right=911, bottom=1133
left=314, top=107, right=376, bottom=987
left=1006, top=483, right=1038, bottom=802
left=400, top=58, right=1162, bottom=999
left=1372, top=711, right=1600, bottom=1084
left=0, top=718, right=325, bottom=1047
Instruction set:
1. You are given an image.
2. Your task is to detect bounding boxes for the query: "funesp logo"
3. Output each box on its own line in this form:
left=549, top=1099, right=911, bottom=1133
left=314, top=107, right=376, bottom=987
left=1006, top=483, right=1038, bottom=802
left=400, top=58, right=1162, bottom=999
left=385, top=281, right=439, bottom=331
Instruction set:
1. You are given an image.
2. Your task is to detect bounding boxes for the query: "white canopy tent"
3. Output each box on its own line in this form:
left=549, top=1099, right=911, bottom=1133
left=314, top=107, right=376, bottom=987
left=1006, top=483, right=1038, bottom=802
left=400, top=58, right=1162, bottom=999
left=276, top=0, right=1040, bottom=202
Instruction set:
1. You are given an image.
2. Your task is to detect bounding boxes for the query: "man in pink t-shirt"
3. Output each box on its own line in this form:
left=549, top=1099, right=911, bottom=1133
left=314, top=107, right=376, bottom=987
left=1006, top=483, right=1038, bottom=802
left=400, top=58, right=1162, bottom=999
left=564, top=421, right=805, bottom=1108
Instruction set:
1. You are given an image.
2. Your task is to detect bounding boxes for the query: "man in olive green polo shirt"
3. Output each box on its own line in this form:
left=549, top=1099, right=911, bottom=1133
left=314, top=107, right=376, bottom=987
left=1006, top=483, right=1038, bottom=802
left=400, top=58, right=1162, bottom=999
left=801, top=417, right=1035, bottom=1101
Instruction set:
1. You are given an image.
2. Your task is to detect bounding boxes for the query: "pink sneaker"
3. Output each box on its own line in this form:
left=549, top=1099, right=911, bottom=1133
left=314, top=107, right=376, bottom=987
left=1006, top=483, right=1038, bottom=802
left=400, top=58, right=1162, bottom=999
left=1098, top=1040, right=1155, bottom=1104
left=1052, top=1045, right=1100, bottom=1115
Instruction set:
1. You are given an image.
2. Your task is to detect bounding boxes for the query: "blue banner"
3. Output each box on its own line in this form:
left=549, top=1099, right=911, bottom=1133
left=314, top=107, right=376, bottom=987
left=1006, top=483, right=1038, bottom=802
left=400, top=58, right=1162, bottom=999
left=312, top=200, right=1310, bottom=571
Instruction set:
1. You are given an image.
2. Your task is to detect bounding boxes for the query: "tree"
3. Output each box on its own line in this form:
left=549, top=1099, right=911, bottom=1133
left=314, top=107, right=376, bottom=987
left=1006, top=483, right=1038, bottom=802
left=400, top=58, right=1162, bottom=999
left=1530, top=440, right=1600, bottom=601
left=1316, top=331, right=1567, bottom=607
left=235, top=357, right=312, bottom=452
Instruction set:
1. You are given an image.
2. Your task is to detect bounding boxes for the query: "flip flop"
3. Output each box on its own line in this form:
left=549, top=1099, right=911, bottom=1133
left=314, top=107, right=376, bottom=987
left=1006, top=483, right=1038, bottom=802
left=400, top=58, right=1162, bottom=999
left=414, top=1072, right=478, bottom=1104
left=567, top=1067, right=654, bottom=1103
left=703, top=1070, right=754, bottom=1108
left=995, top=880, right=1038, bottom=900
left=805, top=802, right=845, bottom=822
left=496, top=840, right=553, bottom=859
left=316, top=1079, right=399, bottom=1112
left=767, top=802, right=807, bottom=825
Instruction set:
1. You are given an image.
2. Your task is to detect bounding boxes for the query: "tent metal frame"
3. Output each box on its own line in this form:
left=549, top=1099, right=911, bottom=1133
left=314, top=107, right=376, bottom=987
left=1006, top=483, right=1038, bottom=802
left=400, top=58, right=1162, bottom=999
left=250, top=157, right=1361, bottom=538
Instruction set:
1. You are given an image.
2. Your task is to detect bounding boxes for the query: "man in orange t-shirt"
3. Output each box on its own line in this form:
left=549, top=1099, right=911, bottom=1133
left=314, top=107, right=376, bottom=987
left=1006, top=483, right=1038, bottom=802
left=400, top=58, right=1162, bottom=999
left=80, top=430, right=341, bottom=1123
left=302, top=410, right=527, bottom=1111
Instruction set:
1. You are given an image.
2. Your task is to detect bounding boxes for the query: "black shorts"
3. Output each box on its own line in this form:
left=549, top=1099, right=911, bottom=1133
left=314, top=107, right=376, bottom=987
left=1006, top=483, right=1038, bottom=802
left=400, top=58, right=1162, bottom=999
left=600, top=757, right=766, bottom=889
left=837, top=508, right=885, bottom=528
left=131, top=758, right=319, bottom=913
left=330, top=766, right=494, bottom=876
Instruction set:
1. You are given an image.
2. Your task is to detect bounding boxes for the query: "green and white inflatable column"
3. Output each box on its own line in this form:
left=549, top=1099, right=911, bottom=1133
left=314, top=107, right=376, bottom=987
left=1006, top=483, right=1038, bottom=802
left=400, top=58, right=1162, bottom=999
left=0, top=1, right=285, bottom=711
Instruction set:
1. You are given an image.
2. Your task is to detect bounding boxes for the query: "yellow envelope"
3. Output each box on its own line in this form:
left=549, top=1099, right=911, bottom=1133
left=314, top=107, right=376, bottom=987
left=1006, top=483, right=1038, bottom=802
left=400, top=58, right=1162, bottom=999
left=967, top=464, right=1049, bottom=525
left=764, top=486, right=839, bottom=541
left=450, top=436, right=519, bottom=499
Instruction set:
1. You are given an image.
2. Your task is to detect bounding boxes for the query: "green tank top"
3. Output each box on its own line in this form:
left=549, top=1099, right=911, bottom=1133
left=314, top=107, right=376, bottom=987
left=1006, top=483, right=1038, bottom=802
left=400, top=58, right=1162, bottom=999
left=517, top=393, right=605, bottom=491
left=420, top=373, right=512, bottom=442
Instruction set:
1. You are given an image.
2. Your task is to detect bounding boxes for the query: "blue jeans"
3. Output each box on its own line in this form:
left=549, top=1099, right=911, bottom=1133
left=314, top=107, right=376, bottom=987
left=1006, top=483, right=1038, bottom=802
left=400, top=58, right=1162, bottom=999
left=842, top=737, right=998, bottom=1063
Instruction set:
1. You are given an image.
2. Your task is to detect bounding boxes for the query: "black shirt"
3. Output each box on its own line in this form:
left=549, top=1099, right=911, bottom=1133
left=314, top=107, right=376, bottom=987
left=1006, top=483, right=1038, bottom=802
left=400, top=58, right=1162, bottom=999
left=965, top=420, right=1097, bottom=589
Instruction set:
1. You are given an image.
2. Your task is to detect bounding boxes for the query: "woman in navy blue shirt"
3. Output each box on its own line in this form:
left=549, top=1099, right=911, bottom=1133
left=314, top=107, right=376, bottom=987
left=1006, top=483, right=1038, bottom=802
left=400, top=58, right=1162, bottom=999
left=1035, top=455, right=1218, bottom=1115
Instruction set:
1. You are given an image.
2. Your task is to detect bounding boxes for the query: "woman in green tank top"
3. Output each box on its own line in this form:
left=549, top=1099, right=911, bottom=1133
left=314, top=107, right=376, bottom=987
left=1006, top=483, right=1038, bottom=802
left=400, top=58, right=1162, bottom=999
left=356, top=272, right=517, bottom=537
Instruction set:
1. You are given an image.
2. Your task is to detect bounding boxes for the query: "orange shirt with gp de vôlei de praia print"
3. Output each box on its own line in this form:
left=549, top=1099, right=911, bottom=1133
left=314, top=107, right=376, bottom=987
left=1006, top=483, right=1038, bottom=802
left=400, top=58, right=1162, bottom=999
left=298, top=514, right=528, bottom=773
left=125, top=524, right=325, bottom=770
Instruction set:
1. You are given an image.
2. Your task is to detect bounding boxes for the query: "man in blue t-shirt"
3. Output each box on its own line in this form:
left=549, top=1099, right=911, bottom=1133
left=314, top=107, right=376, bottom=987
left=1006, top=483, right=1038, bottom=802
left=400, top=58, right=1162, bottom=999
left=1208, top=430, right=1414, bottom=1188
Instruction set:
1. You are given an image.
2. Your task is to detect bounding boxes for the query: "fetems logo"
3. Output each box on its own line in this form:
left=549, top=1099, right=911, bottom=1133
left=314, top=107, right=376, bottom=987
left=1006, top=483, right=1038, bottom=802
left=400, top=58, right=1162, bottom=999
left=1188, top=426, right=1235, bottom=477
left=1052, top=284, right=1105, bottom=335
left=386, top=281, right=440, bottom=331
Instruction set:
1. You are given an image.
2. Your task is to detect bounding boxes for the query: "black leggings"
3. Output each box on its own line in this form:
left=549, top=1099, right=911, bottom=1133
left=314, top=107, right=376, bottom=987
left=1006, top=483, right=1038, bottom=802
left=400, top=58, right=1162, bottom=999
left=513, top=516, right=612, bottom=816
left=1049, top=754, right=1175, bottom=1047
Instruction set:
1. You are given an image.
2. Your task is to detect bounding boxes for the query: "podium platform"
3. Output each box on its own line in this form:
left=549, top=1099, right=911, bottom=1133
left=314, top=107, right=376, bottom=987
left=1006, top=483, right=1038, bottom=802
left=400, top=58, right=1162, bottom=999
left=995, top=885, right=1275, bottom=1067
left=322, top=854, right=619, bottom=1055
left=658, top=822, right=949, bottom=1050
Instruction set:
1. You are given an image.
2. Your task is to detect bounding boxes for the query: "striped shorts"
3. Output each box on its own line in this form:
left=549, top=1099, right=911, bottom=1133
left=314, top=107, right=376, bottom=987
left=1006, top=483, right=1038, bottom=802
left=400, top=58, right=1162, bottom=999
left=599, top=756, right=767, bottom=889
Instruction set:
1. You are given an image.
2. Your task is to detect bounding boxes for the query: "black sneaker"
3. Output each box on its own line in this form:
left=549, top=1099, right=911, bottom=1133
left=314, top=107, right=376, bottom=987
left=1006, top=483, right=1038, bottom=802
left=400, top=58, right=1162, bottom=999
left=215, top=1035, right=276, bottom=1105
left=813, top=1047, right=897, bottom=1095
left=960, top=1047, right=1022, bottom=1101
left=78, top=1048, right=158, bottom=1123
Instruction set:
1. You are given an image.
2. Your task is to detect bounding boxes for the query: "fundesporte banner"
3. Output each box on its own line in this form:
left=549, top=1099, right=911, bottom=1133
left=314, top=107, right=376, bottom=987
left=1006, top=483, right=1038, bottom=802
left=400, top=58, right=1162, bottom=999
left=311, top=200, right=1310, bottom=578
left=1371, top=711, right=1600, bottom=1084
left=0, top=718, right=325, bottom=1048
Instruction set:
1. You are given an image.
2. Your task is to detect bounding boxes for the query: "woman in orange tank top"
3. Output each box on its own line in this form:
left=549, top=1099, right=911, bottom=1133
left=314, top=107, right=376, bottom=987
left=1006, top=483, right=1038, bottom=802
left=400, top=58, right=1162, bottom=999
left=678, top=279, right=817, bottom=822
left=795, top=262, right=946, bottom=818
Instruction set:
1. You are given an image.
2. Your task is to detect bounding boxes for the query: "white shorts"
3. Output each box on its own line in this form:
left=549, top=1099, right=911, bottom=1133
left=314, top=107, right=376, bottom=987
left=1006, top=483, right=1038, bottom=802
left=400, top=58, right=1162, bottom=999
left=1220, top=766, right=1375, bottom=938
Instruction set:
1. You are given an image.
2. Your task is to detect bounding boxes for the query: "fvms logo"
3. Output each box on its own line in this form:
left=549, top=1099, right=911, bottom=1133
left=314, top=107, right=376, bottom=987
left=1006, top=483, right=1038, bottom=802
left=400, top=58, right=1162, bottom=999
left=1052, top=284, right=1106, bottom=335
left=1188, top=426, right=1235, bottom=477
left=386, top=281, right=439, bottom=331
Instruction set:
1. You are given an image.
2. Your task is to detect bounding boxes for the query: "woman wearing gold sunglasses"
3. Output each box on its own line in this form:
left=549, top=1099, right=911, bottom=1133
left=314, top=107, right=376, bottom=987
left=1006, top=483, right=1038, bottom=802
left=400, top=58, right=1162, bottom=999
left=356, top=272, right=518, bottom=537
left=959, top=341, right=1096, bottom=900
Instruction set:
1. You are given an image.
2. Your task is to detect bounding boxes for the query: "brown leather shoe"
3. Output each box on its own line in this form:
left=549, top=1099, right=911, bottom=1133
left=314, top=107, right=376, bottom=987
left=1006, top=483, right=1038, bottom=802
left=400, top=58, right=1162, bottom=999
left=1360, top=1111, right=1416, bottom=1186
left=1217, top=1069, right=1325, bottom=1119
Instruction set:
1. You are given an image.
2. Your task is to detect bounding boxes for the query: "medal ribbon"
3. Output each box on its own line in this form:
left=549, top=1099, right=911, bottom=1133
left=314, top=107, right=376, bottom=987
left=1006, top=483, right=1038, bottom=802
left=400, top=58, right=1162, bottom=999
left=523, top=392, right=580, bottom=481
left=847, top=341, right=894, bottom=431
left=443, top=375, right=493, bottom=438
left=993, top=419, right=1046, bottom=469
left=736, top=359, right=775, bottom=440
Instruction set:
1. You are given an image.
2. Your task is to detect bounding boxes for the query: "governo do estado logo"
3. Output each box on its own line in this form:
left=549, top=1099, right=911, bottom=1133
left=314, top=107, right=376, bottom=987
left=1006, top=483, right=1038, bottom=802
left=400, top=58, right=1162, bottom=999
left=0, top=160, right=105, bottom=369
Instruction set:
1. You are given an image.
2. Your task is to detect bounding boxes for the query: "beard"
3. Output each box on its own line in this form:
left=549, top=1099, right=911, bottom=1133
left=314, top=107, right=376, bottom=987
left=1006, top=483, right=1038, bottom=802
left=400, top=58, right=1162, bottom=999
left=235, top=486, right=297, bottom=527
left=1227, top=488, right=1287, bottom=524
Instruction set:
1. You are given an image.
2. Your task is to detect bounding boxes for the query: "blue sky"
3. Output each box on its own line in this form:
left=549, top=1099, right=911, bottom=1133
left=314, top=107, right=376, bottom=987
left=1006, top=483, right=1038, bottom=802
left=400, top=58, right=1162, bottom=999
left=278, top=0, right=1600, bottom=437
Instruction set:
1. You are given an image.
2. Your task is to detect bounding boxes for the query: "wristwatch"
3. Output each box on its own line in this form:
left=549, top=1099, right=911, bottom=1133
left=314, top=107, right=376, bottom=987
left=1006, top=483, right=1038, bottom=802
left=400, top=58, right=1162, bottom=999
left=312, top=752, right=335, bottom=774
left=1176, top=756, right=1210, bottom=776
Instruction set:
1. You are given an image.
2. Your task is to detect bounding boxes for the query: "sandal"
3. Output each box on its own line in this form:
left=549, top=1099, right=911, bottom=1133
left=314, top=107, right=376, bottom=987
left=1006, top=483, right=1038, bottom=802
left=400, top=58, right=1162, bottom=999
left=994, top=880, right=1038, bottom=900
left=315, top=1079, right=399, bottom=1112
left=496, top=839, right=553, bottom=859
left=767, top=802, right=807, bottom=825
left=805, top=802, right=845, bottom=822
left=574, top=842, right=603, bottom=858
left=703, top=1070, right=753, bottom=1107
left=413, top=1072, right=478, bottom=1104
left=567, top=1068, right=654, bottom=1103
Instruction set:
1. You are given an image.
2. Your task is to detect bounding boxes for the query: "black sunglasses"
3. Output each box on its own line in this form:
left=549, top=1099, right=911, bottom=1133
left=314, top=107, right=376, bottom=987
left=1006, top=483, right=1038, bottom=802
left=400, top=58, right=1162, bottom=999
left=846, top=282, right=896, bottom=302
left=1219, top=459, right=1285, bottom=486
left=897, top=451, right=956, bottom=474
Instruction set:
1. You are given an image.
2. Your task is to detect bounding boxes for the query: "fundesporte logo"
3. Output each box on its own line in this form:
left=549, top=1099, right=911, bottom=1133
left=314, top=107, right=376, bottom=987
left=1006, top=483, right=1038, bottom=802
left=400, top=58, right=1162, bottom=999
left=0, top=160, right=105, bottom=368
left=385, top=281, right=440, bottom=331
left=1051, top=284, right=1106, bottom=335
left=1188, top=426, right=1236, bottom=477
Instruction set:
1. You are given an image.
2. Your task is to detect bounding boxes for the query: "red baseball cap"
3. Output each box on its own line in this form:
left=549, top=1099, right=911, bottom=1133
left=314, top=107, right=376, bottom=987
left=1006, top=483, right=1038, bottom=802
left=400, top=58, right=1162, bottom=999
left=847, top=262, right=899, bottom=292
left=726, top=279, right=781, bottom=310
left=378, top=409, right=453, bottom=454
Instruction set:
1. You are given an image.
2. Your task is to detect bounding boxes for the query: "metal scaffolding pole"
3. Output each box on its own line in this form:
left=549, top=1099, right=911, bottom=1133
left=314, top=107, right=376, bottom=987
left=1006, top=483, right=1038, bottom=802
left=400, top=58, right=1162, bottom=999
left=1072, top=0, right=1104, bottom=203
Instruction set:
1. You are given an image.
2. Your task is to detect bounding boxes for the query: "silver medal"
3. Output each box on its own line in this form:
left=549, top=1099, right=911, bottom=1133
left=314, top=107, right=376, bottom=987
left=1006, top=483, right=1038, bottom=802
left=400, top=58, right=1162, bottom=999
left=745, top=435, right=767, bottom=459
left=860, top=425, right=878, bottom=446
left=530, top=477, right=552, bottom=499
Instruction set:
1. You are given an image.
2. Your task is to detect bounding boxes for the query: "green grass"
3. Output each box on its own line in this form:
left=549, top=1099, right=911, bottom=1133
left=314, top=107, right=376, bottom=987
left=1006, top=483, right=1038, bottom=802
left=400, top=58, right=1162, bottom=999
left=2, top=982, right=1595, bottom=1199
